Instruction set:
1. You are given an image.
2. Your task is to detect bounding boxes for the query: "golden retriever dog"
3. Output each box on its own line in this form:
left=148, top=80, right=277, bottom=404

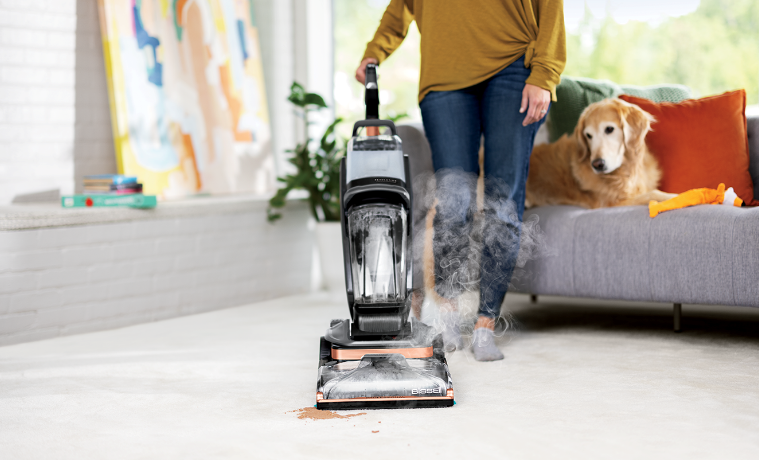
left=526, top=98, right=675, bottom=209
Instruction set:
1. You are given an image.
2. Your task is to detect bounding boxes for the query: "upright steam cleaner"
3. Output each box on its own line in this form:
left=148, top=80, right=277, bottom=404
left=316, top=64, right=454, bottom=410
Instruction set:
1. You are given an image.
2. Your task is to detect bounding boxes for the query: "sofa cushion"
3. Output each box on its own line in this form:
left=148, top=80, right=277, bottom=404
left=620, top=91, right=757, bottom=206
left=548, top=77, right=692, bottom=142
left=513, top=205, right=759, bottom=307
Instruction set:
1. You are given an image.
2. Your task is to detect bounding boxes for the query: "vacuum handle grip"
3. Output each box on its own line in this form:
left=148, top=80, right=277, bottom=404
left=352, top=119, right=397, bottom=137
left=365, top=63, right=378, bottom=88
left=365, top=63, right=379, bottom=119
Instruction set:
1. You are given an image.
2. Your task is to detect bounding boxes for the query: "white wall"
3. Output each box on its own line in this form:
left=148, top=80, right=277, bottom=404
left=0, top=0, right=77, bottom=204
left=0, top=0, right=335, bottom=204
left=0, top=201, right=313, bottom=346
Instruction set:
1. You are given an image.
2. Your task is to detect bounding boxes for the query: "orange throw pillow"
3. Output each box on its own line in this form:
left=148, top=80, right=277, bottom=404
left=619, top=91, right=757, bottom=206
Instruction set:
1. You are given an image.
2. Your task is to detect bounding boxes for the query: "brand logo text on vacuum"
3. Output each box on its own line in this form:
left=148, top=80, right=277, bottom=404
left=374, top=178, right=397, bottom=183
left=411, top=388, right=442, bottom=395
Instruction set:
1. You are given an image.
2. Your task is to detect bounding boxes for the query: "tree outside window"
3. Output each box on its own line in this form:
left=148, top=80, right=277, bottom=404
left=333, top=0, right=759, bottom=132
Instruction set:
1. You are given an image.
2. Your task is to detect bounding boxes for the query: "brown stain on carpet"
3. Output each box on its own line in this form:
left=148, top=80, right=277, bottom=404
left=289, top=407, right=366, bottom=421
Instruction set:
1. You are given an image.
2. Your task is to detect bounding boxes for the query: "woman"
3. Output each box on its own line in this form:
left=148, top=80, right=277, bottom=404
left=356, top=0, right=566, bottom=361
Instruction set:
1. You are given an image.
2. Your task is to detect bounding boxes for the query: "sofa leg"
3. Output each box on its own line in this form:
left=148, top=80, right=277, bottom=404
left=530, top=294, right=538, bottom=304
left=673, top=303, right=682, bottom=333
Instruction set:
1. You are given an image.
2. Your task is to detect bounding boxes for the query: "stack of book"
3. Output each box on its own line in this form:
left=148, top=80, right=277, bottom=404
left=83, top=175, right=143, bottom=195
left=61, top=175, right=157, bottom=208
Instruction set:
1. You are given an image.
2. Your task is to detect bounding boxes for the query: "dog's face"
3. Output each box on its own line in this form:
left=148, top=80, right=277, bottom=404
left=574, top=99, right=655, bottom=174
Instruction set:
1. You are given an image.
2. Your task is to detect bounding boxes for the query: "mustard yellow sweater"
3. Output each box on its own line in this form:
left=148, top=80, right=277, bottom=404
left=362, top=0, right=566, bottom=102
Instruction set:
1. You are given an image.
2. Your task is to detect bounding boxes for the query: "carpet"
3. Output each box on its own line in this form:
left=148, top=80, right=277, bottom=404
left=0, top=292, right=757, bottom=459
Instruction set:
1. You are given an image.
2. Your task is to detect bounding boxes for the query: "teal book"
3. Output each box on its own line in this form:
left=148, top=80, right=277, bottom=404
left=61, top=194, right=157, bottom=208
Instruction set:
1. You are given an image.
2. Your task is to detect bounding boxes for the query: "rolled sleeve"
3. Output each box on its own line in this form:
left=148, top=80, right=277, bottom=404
left=362, top=0, right=414, bottom=64
left=527, top=0, right=567, bottom=101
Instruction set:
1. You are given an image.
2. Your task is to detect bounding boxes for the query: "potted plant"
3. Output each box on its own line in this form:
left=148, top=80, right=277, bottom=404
left=268, top=82, right=344, bottom=290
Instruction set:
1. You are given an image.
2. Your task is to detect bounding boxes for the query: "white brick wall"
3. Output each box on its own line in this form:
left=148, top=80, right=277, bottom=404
left=0, top=0, right=77, bottom=204
left=0, top=201, right=314, bottom=346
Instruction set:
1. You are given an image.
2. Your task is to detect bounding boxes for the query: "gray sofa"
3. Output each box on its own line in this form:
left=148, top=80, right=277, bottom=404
left=397, top=113, right=759, bottom=312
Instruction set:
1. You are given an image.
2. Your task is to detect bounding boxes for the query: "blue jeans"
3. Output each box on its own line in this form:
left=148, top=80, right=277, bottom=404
left=419, top=56, right=548, bottom=318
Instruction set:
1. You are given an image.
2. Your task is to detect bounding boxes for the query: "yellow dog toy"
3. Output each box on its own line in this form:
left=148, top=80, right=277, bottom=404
left=649, top=183, right=743, bottom=218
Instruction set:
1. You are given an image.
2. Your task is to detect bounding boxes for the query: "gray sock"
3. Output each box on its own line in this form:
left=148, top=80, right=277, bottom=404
left=441, top=311, right=464, bottom=352
left=472, top=328, right=504, bottom=362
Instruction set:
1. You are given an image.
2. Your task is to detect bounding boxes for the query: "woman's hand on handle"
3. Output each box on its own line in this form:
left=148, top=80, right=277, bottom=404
left=355, top=57, right=379, bottom=84
left=520, top=84, right=551, bottom=126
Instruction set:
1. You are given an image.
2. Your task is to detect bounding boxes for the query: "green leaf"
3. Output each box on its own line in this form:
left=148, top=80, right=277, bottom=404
left=303, top=93, right=328, bottom=108
left=320, top=118, right=342, bottom=150
left=389, top=112, right=409, bottom=123
left=288, top=82, right=306, bottom=107
left=268, top=188, right=290, bottom=208
left=266, top=210, right=283, bottom=223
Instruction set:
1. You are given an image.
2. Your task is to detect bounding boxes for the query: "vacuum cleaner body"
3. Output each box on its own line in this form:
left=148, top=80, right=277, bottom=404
left=316, top=65, right=454, bottom=410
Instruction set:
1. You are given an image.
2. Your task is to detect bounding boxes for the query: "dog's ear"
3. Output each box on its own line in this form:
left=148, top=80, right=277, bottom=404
left=620, top=100, right=655, bottom=156
left=573, top=108, right=591, bottom=162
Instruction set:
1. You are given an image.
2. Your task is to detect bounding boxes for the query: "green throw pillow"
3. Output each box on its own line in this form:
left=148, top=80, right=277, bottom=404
left=547, top=76, right=693, bottom=143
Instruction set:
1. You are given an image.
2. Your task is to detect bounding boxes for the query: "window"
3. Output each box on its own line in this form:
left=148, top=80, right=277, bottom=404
left=565, top=0, right=759, bottom=105
left=333, top=0, right=759, bottom=131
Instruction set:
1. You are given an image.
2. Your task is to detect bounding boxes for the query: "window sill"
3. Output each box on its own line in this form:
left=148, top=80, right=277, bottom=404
left=0, top=194, right=292, bottom=231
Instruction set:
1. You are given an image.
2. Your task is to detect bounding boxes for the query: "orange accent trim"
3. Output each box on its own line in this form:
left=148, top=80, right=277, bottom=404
left=446, top=389, right=454, bottom=398
left=316, top=392, right=324, bottom=402
left=331, top=347, right=433, bottom=360
left=318, top=395, right=453, bottom=403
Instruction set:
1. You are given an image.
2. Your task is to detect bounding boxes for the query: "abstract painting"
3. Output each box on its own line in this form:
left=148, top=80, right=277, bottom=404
left=97, top=0, right=273, bottom=199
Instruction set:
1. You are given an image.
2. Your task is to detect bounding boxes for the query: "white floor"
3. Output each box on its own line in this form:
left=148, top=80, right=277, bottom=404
left=1, top=292, right=759, bottom=459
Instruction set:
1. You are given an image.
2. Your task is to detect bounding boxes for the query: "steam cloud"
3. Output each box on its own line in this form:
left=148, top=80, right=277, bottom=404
left=411, top=168, right=552, bottom=336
